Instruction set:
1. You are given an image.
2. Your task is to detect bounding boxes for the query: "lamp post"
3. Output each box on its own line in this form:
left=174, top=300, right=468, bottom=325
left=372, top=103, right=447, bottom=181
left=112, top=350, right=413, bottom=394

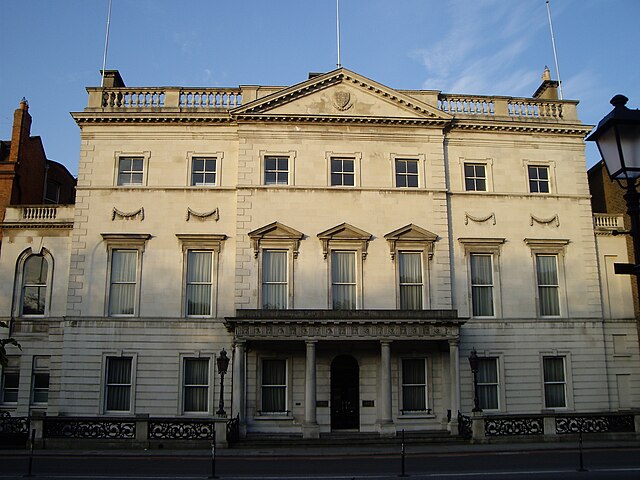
left=216, top=349, right=230, bottom=416
left=468, top=348, right=482, bottom=413
left=587, top=96, right=640, bottom=279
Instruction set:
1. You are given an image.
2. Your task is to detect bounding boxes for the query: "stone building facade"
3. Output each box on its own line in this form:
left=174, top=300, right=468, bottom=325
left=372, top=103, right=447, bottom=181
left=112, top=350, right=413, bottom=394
left=1, top=68, right=638, bottom=439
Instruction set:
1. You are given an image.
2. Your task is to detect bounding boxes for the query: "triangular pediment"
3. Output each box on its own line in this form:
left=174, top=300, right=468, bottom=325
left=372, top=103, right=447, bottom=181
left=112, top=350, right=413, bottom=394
left=317, top=222, right=372, bottom=241
left=317, top=222, right=373, bottom=259
left=232, top=68, right=451, bottom=125
left=384, top=224, right=438, bottom=242
left=248, top=221, right=304, bottom=258
left=248, top=221, right=304, bottom=241
left=384, top=224, right=438, bottom=260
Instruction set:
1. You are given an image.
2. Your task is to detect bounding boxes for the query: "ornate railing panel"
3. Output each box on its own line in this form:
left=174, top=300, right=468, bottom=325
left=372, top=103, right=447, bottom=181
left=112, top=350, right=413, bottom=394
left=457, top=411, right=472, bottom=439
left=485, top=416, right=544, bottom=436
left=226, top=414, right=240, bottom=444
left=0, top=412, right=30, bottom=436
left=44, top=417, right=135, bottom=439
left=148, top=418, right=216, bottom=440
left=556, top=414, right=635, bottom=434
left=180, top=89, right=242, bottom=108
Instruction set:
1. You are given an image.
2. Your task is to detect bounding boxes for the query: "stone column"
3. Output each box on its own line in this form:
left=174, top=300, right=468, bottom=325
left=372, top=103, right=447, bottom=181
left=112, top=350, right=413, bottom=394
left=379, top=341, right=395, bottom=436
left=232, top=341, right=246, bottom=437
left=303, top=340, right=320, bottom=438
left=448, top=339, right=460, bottom=434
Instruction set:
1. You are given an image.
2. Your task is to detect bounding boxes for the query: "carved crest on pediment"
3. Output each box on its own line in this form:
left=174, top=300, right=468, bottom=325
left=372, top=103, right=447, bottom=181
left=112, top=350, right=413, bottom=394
left=333, top=91, right=353, bottom=111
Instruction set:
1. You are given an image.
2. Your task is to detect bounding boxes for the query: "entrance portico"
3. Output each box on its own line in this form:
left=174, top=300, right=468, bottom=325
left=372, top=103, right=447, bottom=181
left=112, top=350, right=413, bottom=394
left=225, top=310, right=465, bottom=438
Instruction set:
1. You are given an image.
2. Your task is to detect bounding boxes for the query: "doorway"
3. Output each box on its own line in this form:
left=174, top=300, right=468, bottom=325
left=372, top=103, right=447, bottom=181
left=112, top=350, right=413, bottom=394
left=330, top=355, right=359, bottom=430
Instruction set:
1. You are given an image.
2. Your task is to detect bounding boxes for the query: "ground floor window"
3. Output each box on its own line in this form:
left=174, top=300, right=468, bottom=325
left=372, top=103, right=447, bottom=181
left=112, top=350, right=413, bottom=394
left=105, top=357, right=133, bottom=412
left=261, top=359, right=287, bottom=414
left=543, top=356, right=566, bottom=408
left=1, top=371, right=19, bottom=404
left=183, top=358, right=209, bottom=413
left=401, top=358, right=427, bottom=413
left=477, top=358, right=499, bottom=410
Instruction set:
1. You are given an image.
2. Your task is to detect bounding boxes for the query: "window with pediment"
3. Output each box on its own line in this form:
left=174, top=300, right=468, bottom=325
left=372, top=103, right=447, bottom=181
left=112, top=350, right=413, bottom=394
left=249, top=222, right=304, bottom=310
left=385, top=224, right=437, bottom=310
left=318, top=223, right=372, bottom=310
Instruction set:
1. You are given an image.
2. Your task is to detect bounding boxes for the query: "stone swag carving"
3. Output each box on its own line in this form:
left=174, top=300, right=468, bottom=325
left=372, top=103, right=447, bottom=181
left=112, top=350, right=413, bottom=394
left=112, top=207, right=144, bottom=221
left=464, top=212, right=496, bottom=225
left=185, top=207, right=219, bottom=222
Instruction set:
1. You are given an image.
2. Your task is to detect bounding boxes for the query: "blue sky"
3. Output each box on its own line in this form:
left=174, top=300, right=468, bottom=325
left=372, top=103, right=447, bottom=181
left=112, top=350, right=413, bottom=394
left=1, top=0, right=639, bottom=175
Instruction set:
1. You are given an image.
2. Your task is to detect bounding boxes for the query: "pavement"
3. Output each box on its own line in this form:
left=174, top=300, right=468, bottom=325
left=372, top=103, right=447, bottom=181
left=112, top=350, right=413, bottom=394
left=0, top=437, right=638, bottom=458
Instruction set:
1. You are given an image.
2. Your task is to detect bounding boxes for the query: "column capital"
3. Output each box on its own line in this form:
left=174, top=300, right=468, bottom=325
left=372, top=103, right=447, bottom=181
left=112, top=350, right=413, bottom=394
left=448, top=339, right=460, bottom=347
left=305, top=339, right=318, bottom=346
left=380, top=340, right=393, bottom=347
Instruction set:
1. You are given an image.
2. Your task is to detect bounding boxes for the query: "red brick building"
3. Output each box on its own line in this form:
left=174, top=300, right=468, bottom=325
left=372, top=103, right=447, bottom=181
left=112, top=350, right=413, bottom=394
left=0, top=100, right=76, bottom=239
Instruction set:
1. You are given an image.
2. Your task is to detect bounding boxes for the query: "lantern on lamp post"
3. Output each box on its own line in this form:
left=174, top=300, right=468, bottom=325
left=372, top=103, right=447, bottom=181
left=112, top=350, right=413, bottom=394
left=468, top=348, right=482, bottom=413
left=216, top=349, right=230, bottom=416
left=586, top=95, right=640, bottom=276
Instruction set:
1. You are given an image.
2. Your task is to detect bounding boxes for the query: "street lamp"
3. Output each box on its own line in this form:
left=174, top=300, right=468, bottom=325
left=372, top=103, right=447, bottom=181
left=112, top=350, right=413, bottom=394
left=468, top=348, right=482, bottom=413
left=586, top=95, right=640, bottom=276
left=216, top=349, right=230, bottom=416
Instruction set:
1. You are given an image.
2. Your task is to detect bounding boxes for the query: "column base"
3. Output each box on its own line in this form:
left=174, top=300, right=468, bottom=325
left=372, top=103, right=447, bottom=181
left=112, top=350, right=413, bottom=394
left=302, top=423, right=320, bottom=439
left=447, top=419, right=459, bottom=434
left=378, top=421, right=396, bottom=437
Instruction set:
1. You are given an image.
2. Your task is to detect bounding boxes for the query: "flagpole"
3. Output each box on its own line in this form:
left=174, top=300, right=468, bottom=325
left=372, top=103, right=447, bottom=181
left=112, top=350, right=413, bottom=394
left=336, top=0, right=342, bottom=68
left=101, top=0, right=113, bottom=87
left=545, top=0, right=563, bottom=100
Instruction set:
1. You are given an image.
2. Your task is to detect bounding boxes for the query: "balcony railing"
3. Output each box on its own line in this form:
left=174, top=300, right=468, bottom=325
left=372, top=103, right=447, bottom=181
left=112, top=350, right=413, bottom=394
left=438, top=94, right=572, bottom=120
left=593, top=213, right=625, bottom=231
left=88, top=86, right=578, bottom=121
left=1, top=205, right=75, bottom=226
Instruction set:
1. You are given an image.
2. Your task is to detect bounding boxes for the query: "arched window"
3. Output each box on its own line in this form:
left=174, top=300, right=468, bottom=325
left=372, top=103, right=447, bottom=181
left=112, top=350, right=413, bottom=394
left=21, top=254, right=49, bottom=315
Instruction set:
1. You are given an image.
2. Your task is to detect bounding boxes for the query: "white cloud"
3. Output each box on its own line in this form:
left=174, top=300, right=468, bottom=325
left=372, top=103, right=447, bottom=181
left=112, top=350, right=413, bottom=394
left=411, top=0, right=548, bottom=96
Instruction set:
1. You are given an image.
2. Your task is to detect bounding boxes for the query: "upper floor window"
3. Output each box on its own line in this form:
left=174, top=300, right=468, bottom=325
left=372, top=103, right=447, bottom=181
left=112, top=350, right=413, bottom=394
left=177, top=234, right=226, bottom=318
left=102, top=233, right=151, bottom=317
left=464, top=163, right=487, bottom=191
left=262, top=250, right=288, bottom=309
left=44, top=181, right=60, bottom=204
left=104, top=356, right=133, bottom=413
left=109, top=250, right=138, bottom=316
left=398, top=252, right=423, bottom=309
left=117, top=157, right=144, bottom=186
left=528, top=165, right=550, bottom=193
left=191, top=157, right=217, bottom=186
left=459, top=238, right=505, bottom=318
left=536, top=254, right=560, bottom=316
left=395, top=159, right=419, bottom=188
left=318, top=223, right=370, bottom=310
left=470, top=253, right=494, bottom=317
left=331, top=251, right=357, bottom=310
left=331, top=158, right=355, bottom=186
left=264, top=156, right=289, bottom=185
left=249, top=222, right=302, bottom=310
left=21, top=255, right=48, bottom=316
left=186, top=251, right=214, bottom=316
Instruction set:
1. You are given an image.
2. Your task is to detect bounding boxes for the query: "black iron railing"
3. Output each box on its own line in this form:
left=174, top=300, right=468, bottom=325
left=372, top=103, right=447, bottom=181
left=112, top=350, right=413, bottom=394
left=148, top=418, right=216, bottom=440
left=556, top=414, right=635, bottom=434
left=485, top=415, right=544, bottom=436
left=44, top=417, right=135, bottom=439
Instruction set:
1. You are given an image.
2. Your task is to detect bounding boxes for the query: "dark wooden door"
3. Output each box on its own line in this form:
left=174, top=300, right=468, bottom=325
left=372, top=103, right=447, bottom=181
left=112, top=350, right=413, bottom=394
left=330, top=355, right=359, bottom=430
